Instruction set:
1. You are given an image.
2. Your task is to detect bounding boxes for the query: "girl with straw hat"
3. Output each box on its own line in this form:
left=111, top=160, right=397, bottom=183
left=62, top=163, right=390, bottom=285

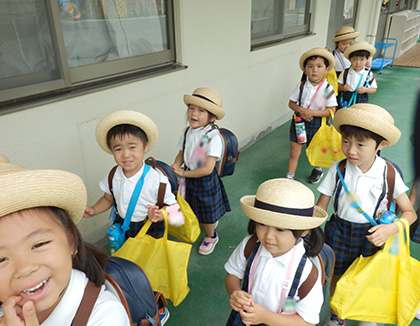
left=331, top=27, right=360, bottom=77
left=0, top=158, right=129, bottom=325
left=225, top=178, right=328, bottom=325
left=172, top=87, right=231, bottom=255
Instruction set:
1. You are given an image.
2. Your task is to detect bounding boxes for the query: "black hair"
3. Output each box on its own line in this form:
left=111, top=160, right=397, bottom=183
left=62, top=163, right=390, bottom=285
left=303, top=55, right=330, bottom=68
left=349, top=50, right=370, bottom=59
left=106, top=124, right=148, bottom=150
left=49, top=207, right=107, bottom=287
left=247, top=220, right=325, bottom=257
left=340, top=124, right=386, bottom=148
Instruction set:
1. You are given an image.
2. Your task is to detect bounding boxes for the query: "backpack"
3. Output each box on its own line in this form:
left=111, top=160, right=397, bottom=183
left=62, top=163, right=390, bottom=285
left=72, top=256, right=166, bottom=326
left=183, top=126, right=240, bottom=177
left=244, top=234, right=335, bottom=302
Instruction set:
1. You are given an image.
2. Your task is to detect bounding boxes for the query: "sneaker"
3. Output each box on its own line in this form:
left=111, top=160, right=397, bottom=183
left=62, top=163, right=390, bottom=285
left=198, top=231, right=219, bottom=255
left=323, top=318, right=345, bottom=326
left=307, top=168, right=323, bottom=184
left=159, top=307, right=170, bottom=325
left=357, top=322, right=376, bottom=326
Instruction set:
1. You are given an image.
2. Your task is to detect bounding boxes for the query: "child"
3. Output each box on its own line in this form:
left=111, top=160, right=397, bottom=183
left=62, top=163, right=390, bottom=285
left=338, top=41, right=377, bottom=108
left=84, top=110, right=177, bottom=239
left=316, top=104, right=417, bottom=326
left=331, top=27, right=360, bottom=77
left=225, top=178, right=328, bottom=325
left=172, top=87, right=231, bottom=255
left=287, top=48, right=338, bottom=184
left=0, top=158, right=129, bottom=325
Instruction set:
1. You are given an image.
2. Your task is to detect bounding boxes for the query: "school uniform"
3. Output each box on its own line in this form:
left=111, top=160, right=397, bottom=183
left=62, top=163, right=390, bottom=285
left=225, top=235, right=323, bottom=325
left=338, top=66, right=377, bottom=106
left=333, top=49, right=351, bottom=77
left=31, top=269, right=129, bottom=325
left=318, top=156, right=408, bottom=274
left=177, top=125, right=230, bottom=224
left=99, top=163, right=177, bottom=238
left=289, top=79, right=338, bottom=145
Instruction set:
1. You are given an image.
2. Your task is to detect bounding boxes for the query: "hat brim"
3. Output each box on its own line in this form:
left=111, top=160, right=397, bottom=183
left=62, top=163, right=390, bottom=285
left=0, top=168, right=87, bottom=224
left=344, top=42, right=375, bottom=59
left=333, top=105, right=401, bottom=146
left=332, top=31, right=360, bottom=43
left=96, top=110, right=159, bottom=154
left=184, top=95, right=225, bottom=120
left=240, top=195, right=328, bottom=230
left=299, top=48, right=336, bottom=71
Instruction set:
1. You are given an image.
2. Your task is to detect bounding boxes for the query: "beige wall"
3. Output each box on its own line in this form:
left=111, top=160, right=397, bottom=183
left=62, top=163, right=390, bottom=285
left=1, top=0, right=379, bottom=242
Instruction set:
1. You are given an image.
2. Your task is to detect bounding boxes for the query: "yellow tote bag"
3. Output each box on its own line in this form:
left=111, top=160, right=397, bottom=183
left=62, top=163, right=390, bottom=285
left=168, top=193, right=200, bottom=243
left=305, top=109, right=346, bottom=168
left=324, top=69, right=338, bottom=96
left=113, top=210, right=191, bottom=306
left=330, top=220, right=420, bottom=326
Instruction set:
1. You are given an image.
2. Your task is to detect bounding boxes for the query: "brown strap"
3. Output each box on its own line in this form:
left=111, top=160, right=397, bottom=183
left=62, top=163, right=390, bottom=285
left=343, top=68, right=349, bottom=85
left=72, top=281, right=101, bottom=326
left=105, top=273, right=132, bottom=323
left=297, top=261, right=318, bottom=300
left=244, top=234, right=258, bottom=259
left=386, top=162, right=395, bottom=210
left=157, top=182, right=166, bottom=208
left=108, top=165, right=118, bottom=197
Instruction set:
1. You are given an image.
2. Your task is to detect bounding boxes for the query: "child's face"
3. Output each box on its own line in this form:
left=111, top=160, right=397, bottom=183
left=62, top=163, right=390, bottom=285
left=255, top=223, right=300, bottom=258
left=341, top=134, right=388, bottom=173
left=350, top=55, right=369, bottom=72
left=337, top=39, right=354, bottom=53
left=304, top=57, right=329, bottom=85
left=187, top=105, right=215, bottom=129
left=0, top=208, right=75, bottom=323
left=110, top=133, right=148, bottom=178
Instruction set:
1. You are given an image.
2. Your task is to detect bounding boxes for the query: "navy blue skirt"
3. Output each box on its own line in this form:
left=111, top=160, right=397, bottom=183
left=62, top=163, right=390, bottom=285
left=289, top=115, right=322, bottom=145
left=324, top=214, right=380, bottom=275
left=338, top=91, right=369, bottom=108
left=186, top=169, right=230, bottom=224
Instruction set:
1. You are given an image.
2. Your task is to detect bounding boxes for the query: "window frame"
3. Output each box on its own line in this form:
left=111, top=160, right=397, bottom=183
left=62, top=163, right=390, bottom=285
left=342, top=0, right=359, bottom=26
left=251, top=0, right=312, bottom=50
left=0, top=0, right=177, bottom=108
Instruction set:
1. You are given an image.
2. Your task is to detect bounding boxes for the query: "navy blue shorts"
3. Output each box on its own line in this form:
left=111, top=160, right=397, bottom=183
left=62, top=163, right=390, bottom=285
left=324, top=214, right=380, bottom=275
left=114, top=213, right=164, bottom=239
left=338, top=91, right=369, bottom=108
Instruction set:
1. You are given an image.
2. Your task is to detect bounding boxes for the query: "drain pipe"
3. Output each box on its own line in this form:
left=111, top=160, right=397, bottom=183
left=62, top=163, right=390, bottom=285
left=365, top=0, right=382, bottom=46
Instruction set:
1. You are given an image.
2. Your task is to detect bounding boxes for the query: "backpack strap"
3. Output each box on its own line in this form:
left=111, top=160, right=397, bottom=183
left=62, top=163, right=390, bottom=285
left=385, top=162, right=395, bottom=210
left=342, top=68, right=349, bottom=85
left=72, top=281, right=101, bottom=326
left=244, top=234, right=258, bottom=260
left=108, top=165, right=118, bottom=198
left=156, top=182, right=167, bottom=209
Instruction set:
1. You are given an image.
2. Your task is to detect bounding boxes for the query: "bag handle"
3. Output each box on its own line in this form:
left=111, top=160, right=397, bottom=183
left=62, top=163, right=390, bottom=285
left=135, top=208, right=169, bottom=239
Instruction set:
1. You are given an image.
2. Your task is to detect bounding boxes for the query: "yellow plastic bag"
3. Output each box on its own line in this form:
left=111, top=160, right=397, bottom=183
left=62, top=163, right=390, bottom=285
left=168, top=193, right=200, bottom=243
left=305, top=109, right=345, bottom=168
left=324, top=68, right=338, bottom=96
left=113, top=210, right=191, bottom=306
left=330, top=219, right=420, bottom=326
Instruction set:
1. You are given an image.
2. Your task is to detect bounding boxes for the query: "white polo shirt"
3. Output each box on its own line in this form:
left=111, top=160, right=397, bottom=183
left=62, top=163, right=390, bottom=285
left=99, top=163, right=177, bottom=222
left=176, top=125, right=223, bottom=170
left=338, top=67, right=377, bottom=90
left=225, top=236, right=323, bottom=325
left=289, top=79, right=338, bottom=111
left=333, top=49, right=351, bottom=73
left=318, top=157, right=408, bottom=223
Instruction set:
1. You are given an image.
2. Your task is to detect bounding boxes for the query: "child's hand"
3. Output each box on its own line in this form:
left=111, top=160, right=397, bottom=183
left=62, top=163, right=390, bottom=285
left=229, top=289, right=252, bottom=312
left=366, top=223, right=397, bottom=247
left=238, top=300, right=267, bottom=325
left=172, top=165, right=184, bottom=177
left=83, top=206, right=95, bottom=218
left=0, top=296, right=39, bottom=326
left=343, top=84, right=352, bottom=92
left=146, top=205, right=163, bottom=223
left=356, top=86, right=367, bottom=94
left=300, top=109, right=313, bottom=122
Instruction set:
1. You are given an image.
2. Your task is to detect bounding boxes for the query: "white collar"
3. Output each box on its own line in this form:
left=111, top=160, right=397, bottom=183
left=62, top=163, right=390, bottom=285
left=114, top=162, right=146, bottom=183
left=345, top=155, right=385, bottom=177
left=258, top=238, right=305, bottom=267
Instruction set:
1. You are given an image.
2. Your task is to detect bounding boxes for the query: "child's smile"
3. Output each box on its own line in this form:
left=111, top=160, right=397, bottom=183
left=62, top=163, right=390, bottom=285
left=187, top=104, right=215, bottom=129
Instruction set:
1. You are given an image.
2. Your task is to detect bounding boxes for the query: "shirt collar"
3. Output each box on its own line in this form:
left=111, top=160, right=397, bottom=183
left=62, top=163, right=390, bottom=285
left=346, top=155, right=384, bottom=177
left=114, top=161, right=145, bottom=182
left=259, top=238, right=305, bottom=267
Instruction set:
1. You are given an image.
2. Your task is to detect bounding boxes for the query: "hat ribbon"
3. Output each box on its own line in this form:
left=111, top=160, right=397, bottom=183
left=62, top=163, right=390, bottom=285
left=335, top=30, right=356, bottom=38
left=254, top=199, right=314, bottom=216
left=193, top=94, right=217, bottom=106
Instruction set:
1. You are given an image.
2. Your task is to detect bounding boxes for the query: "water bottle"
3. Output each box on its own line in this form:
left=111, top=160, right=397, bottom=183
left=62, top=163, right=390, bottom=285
left=377, top=210, right=398, bottom=224
left=178, top=176, right=186, bottom=199
left=107, top=224, right=126, bottom=254
left=294, top=115, right=307, bottom=144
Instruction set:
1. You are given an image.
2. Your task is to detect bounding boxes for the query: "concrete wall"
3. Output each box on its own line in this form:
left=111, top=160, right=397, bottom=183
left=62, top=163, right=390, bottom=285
left=1, top=0, right=375, bottom=242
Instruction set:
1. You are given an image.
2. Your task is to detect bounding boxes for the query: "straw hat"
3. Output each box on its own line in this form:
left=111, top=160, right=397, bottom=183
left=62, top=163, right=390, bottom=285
left=184, top=87, right=225, bottom=120
left=0, top=163, right=87, bottom=224
left=334, top=103, right=401, bottom=146
left=96, top=110, right=159, bottom=154
left=299, top=48, right=336, bottom=71
left=344, top=41, right=376, bottom=59
left=240, top=179, right=328, bottom=230
left=332, top=26, right=360, bottom=43
left=0, top=153, right=10, bottom=163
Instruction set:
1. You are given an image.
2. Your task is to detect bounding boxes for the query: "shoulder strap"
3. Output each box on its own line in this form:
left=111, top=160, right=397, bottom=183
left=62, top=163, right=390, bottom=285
left=386, top=162, right=395, bottom=210
left=244, top=234, right=258, bottom=260
left=343, top=68, right=349, bottom=85
left=296, top=261, right=318, bottom=300
left=157, top=182, right=167, bottom=208
left=72, top=281, right=101, bottom=326
left=108, top=165, right=118, bottom=197
left=182, top=127, right=190, bottom=152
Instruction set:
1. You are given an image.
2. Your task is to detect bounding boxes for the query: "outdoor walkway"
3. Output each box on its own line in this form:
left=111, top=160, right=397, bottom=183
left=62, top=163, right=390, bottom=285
left=110, top=66, right=420, bottom=325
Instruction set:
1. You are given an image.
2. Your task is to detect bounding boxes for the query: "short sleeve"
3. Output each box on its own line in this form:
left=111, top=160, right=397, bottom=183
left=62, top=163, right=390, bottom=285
left=224, top=235, right=252, bottom=280
left=317, top=161, right=339, bottom=197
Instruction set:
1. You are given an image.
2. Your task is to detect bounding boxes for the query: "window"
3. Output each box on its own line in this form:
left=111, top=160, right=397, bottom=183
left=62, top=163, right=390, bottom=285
left=0, top=0, right=175, bottom=106
left=342, top=0, right=358, bottom=26
left=251, top=0, right=311, bottom=49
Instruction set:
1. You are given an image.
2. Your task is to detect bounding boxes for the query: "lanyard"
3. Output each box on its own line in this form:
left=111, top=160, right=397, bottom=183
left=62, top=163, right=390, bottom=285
left=307, top=80, right=324, bottom=110
left=348, top=71, right=365, bottom=107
